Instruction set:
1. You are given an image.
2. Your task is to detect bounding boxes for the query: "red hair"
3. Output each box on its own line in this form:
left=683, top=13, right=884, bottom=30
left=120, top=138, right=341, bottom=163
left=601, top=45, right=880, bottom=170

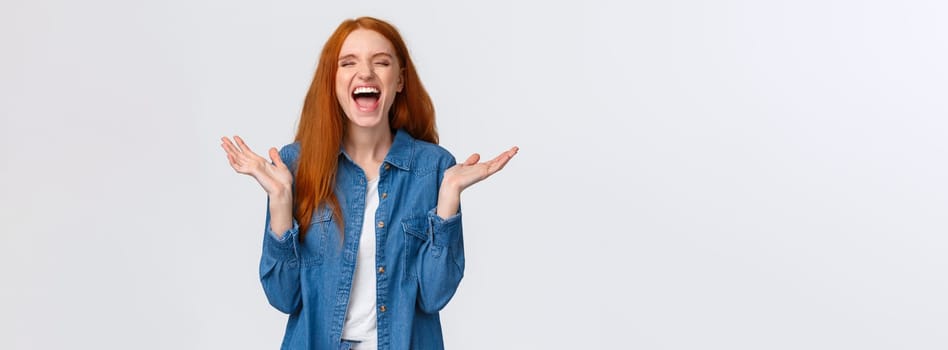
left=294, top=17, right=438, bottom=241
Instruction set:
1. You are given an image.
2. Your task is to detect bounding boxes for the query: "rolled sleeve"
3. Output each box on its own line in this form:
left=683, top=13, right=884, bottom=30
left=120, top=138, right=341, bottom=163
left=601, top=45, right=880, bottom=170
left=427, top=207, right=461, bottom=248
left=263, top=218, right=299, bottom=260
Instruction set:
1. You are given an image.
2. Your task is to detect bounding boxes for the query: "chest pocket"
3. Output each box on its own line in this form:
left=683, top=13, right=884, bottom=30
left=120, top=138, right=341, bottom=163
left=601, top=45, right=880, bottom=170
left=402, top=214, right=429, bottom=280
left=300, top=208, right=333, bottom=266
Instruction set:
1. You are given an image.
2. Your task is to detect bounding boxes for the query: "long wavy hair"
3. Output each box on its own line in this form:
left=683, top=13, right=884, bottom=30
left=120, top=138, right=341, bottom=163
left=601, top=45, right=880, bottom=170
left=294, top=17, right=438, bottom=241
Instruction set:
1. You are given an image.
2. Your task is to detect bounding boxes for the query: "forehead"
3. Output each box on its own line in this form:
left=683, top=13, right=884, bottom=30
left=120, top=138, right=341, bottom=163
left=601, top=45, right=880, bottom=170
left=338, top=29, right=396, bottom=57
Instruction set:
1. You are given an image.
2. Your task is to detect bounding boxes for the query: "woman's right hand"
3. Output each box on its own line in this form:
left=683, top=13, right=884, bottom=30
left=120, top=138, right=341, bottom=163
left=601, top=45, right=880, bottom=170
left=221, top=136, right=293, bottom=198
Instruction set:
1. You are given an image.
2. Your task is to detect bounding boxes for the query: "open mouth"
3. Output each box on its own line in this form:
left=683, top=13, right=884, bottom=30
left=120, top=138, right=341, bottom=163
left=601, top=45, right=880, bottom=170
left=352, top=86, right=381, bottom=112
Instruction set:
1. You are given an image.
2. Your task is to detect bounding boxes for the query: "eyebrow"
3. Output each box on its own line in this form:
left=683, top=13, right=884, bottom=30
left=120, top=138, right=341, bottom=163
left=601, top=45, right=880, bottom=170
left=338, top=52, right=395, bottom=61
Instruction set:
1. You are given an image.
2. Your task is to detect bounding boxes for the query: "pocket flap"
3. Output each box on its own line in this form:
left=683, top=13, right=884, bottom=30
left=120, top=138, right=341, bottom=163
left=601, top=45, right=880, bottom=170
left=312, top=206, right=332, bottom=223
left=401, top=215, right=429, bottom=241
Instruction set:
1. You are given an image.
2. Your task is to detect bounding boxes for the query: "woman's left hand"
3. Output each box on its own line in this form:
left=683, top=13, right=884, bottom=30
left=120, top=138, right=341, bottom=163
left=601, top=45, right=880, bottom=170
left=442, top=146, right=519, bottom=195
left=436, top=146, right=518, bottom=219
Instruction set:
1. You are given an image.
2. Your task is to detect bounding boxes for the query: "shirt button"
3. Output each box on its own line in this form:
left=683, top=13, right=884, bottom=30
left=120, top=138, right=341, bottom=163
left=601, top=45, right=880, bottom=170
left=377, top=221, right=385, bottom=228
left=378, top=266, right=385, bottom=274
left=381, top=192, right=388, bottom=199
left=384, top=164, right=391, bottom=170
left=379, top=305, right=387, bottom=313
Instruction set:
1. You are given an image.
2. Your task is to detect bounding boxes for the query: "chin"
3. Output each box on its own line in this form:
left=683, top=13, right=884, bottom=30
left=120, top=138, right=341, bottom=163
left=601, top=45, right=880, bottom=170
left=346, top=112, right=389, bottom=130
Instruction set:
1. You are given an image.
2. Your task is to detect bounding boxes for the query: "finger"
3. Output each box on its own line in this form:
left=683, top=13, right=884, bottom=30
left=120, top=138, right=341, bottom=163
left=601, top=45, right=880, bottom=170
left=221, top=137, right=240, bottom=156
left=463, top=153, right=480, bottom=165
left=223, top=136, right=242, bottom=154
left=498, top=147, right=519, bottom=170
left=485, top=147, right=518, bottom=175
left=237, top=136, right=271, bottom=164
left=487, top=156, right=511, bottom=175
left=226, top=152, right=241, bottom=170
left=502, top=146, right=519, bottom=164
left=225, top=142, right=250, bottom=165
left=485, top=146, right=518, bottom=163
left=234, top=135, right=253, bottom=154
left=269, top=147, right=285, bottom=168
left=485, top=150, right=511, bottom=165
left=496, top=146, right=518, bottom=161
left=508, top=146, right=520, bottom=157
left=222, top=143, right=243, bottom=167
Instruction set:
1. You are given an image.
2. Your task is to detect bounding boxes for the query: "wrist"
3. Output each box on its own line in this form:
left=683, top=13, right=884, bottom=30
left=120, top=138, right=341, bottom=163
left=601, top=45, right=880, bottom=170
left=268, top=187, right=293, bottom=204
left=440, top=177, right=463, bottom=196
left=439, top=184, right=461, bottom=199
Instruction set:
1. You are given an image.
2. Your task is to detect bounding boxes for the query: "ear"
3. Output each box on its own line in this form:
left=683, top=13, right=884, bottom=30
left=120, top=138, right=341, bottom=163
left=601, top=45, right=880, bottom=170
left=396, top=68, right=405, bottom=93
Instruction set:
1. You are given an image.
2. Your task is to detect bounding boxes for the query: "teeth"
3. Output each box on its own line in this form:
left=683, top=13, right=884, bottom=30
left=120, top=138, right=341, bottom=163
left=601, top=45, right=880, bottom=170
left=353, top=86, right=380, bottom=95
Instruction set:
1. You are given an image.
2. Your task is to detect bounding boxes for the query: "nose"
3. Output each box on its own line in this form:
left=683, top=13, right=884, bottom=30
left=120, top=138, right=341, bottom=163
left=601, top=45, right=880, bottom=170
left=357, top=63, right=374, bottom=80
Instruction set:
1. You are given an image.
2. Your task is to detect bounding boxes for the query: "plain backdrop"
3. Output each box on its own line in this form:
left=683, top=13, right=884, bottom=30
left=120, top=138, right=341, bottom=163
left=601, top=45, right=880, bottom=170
left=2, top=0, right=947, bottom=349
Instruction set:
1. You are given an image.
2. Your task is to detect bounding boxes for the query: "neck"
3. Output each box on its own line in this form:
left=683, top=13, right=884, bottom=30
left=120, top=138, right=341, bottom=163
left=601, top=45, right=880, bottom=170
left=343, top=124, right=393, bottom=176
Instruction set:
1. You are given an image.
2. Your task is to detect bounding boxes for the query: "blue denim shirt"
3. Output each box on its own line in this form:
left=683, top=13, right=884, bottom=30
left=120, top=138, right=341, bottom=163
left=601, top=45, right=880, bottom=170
left=260, top=129, right=464, bottom=350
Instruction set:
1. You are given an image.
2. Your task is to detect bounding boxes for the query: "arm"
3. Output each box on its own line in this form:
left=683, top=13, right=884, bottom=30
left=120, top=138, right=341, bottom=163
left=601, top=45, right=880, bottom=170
left=221, top=137, right=301, bottom=313
left=417, top=147, right=519, bottom=313
left=259, top=197, right=302, bottom=314
left=415, top=211, right=465, bottom=313
left=416, top=155, right=465, bottom=313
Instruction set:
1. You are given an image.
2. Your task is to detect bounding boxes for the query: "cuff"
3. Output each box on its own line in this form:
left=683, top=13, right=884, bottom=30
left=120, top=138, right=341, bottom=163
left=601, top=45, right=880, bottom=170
left=427, top=207, right=461, bottom=248
left=263, top=220, right=299, bottom=259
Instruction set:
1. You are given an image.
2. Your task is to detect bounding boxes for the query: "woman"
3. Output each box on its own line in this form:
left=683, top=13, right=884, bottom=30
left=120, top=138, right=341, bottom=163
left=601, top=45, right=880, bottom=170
left=220, top=17, right=517, bottom=350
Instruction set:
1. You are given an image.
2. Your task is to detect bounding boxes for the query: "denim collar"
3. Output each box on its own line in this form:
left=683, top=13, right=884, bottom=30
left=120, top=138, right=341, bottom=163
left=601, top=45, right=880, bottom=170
left=339, top=128, right=413, bottom=171
left=383, top=129, right=413, bottom=171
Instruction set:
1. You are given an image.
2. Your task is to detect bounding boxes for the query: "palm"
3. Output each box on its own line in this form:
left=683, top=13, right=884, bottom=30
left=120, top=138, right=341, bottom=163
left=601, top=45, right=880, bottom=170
left=221, top=136, right=293, bottom=195
left=443, top=146, right=519, bottom=192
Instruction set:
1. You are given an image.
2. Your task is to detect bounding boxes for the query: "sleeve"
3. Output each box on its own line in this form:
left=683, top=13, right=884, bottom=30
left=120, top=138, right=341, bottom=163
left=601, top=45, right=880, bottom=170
left=415, top=154, right=466, bottom=314
left=258, top=145, right=303, bottom=314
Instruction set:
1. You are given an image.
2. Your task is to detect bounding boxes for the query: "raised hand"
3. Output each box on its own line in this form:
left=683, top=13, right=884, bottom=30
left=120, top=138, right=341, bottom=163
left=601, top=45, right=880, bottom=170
left=221, top=136, right=293, bottom=197
left=443, top=146, right=519, bottom=193
left=436, top=146, right=519, bottom=219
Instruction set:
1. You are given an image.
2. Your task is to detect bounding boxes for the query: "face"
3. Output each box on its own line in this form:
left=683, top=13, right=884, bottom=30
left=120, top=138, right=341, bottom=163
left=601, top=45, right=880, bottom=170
left=335, top=29, right=403, bottom=130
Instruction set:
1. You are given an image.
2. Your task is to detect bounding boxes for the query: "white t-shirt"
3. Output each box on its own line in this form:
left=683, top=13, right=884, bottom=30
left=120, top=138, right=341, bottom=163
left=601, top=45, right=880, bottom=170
left=341, top=177, right=379, bottom=349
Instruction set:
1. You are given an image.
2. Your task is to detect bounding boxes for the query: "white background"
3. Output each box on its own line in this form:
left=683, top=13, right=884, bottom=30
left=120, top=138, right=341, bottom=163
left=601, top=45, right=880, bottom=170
left=2, top=0, right=947, bottom=349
